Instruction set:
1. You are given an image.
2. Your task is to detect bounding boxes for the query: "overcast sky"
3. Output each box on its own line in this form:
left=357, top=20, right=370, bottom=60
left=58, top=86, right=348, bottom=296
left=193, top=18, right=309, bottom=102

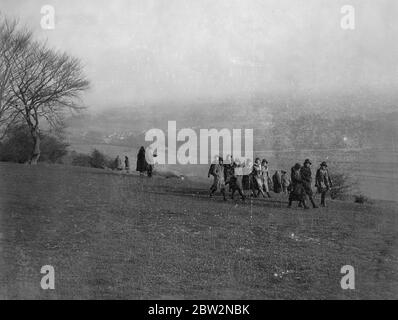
left=1, top=0, right=398, bottom=110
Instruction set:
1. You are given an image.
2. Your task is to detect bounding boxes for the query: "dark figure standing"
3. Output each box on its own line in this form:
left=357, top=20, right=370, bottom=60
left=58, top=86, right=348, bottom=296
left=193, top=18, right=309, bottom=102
left=136, top=146, right=148, bottom=176
left=272, top=170, right=282, bottom=194
left=300, top=159, right=318, bottom=208
left=315, top=161, right=333, bottom=207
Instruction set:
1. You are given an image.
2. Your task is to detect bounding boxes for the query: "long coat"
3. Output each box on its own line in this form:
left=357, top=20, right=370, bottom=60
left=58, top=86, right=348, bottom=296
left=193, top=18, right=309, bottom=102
left=136, top=148, right=148, bottom=172
left=210, top=164, right=226, bottom=191
left=290, top=167, right=305, bottom=201
left=300, top=166, right=313, bottom=197
left=315, top=168, right=332, bottom=193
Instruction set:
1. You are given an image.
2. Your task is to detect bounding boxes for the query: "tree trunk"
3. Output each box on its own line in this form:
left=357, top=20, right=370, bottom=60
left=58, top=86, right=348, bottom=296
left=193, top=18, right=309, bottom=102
left=30, top=129, right=41, bottom=165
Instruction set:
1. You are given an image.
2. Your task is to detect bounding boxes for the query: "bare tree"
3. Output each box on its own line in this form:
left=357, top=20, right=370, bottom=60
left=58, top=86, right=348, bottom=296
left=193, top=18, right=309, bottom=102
left=0, top=16, right=31, bottom=139
left=9, top=41, right=90, bottom=164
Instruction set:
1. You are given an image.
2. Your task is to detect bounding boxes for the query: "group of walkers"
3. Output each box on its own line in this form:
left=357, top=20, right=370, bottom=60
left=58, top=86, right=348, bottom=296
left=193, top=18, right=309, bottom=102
left=288, top=159, right=332, bottom=209
left=112, top=146, right=157, bottom=177
left=208, top=156, right=333, bottom=209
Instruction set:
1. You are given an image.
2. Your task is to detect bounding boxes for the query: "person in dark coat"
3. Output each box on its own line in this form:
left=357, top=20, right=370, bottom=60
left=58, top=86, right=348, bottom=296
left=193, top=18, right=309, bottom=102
left=136, top=146, right=148, bottom=176
left=272, top=170, right=282, bottom=193
left=300, top=159, right=318, bottom=208
left=223, top=155, right=234, bottom=192
left=315, top=161, right=333, bottom=207
left=288, top=163, right=308, bottom=209
left=208, top=156, right=219, bottom=183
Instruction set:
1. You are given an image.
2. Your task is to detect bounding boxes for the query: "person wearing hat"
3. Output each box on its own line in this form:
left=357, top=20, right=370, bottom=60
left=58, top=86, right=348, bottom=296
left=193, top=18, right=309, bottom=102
left=209, top=156, right=227, bottom=201
left=288, top=163, right=308, bottom=209
left=316, top=161, right=333, bottom=207
left=300, top=159, right=318, bottom=208
left=208, top=155, right=219, bottom=178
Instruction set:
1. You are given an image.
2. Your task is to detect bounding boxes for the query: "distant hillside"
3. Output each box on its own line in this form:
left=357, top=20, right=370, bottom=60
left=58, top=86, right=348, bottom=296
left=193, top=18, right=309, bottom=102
left=65, top=101, right=398, bottom=153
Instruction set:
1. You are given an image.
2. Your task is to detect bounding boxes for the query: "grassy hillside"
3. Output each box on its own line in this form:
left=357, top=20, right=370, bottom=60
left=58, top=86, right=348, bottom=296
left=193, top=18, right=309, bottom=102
left=0, top=163, right=397, bottom=299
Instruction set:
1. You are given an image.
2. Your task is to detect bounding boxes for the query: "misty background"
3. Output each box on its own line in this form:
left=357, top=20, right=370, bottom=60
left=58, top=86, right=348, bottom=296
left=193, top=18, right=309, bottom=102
left=2, top=0, right=398, bottom=108
left=1, top=0, right=397, bottom=200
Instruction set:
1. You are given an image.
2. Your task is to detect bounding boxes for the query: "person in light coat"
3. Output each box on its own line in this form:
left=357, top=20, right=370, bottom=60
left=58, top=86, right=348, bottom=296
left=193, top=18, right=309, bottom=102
left=315, top=161, right=333, bottom=207
left=260, top=159, right=272, bottom=198
left=252, top=158, right=266, bottom=198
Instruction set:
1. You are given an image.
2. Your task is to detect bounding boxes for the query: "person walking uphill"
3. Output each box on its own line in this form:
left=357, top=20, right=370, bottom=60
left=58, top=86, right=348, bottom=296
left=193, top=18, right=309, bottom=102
left=300, top=159, right=318, bottom=208
left=315, top=161, right=333, bottom=207
left=209, top=157, right=227, bottom=201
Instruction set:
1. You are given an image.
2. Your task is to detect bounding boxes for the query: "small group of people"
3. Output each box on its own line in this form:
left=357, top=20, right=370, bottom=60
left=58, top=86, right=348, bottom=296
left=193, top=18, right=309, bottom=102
left=112, top=146, right=157, bottom=177
left=208, top=155, right=332, bottom=209
left=289, top=159, right=332, bottom=209
left=136, top=146, right=156, bottom=177
left=114, top=155, right=130, bottom=172
left=208, top=156, right=274, bottom=202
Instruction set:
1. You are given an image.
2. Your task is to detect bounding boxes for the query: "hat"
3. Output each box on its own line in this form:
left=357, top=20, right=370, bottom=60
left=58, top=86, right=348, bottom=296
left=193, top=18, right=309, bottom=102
left=294, top=163, right=301, bottom=170
left=320, top=161, right=328, bottom=167
left=304, top=159, right=312, bottom=165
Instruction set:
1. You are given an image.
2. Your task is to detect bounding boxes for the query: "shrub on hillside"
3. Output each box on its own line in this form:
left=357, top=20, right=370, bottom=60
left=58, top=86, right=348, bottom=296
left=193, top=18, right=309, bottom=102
left=40, top=135, right=69, bottom=163
left=0, top=125, right=32, bottom=163
left=354, top=194, right=369, bottom=204
left=71, top=153, right=92, bottom=167
left=0, top=124, right=68, bottom=164
left=329, top=172, right=355, bottom=200
left=71, top=149, right=111, bottom=169
left=89, top=149, right=107, bottom=169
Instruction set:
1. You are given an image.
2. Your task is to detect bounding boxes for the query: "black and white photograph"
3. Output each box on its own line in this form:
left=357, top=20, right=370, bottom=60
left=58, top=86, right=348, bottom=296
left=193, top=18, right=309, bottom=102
left=0, top=0, right=397, bottom=304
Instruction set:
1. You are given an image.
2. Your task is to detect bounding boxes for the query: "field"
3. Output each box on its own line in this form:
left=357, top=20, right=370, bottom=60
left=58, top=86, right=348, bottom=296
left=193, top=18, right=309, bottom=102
left=0, top=162, right=397, bottom=299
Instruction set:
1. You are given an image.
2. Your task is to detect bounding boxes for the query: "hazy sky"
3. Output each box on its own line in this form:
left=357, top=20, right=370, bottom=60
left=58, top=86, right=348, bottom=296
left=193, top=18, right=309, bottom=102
left=1, top=0, right=398, bottom=110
